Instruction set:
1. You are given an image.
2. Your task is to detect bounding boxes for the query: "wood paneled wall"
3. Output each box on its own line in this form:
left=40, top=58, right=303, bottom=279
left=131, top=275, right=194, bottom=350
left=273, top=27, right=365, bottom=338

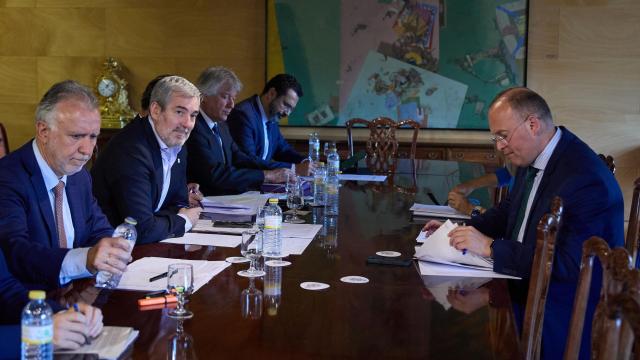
left=0, top=0, right=265, bottom=150
left=1, top=0, right=639, bottom=220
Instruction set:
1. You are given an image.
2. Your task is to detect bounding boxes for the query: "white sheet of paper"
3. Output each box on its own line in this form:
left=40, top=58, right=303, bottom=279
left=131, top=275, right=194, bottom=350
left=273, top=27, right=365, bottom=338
left=414, top=220, right=493, bottom=269
left=281, top=223, right=322, bottom=239
left=116, top=257, right=231, bottom=292
left=337, top=174, right=387, bottom=182
left=161, top=232, right=241, bottom=248
left=418, top=260, right=520, bottom=279
left=410, top=203, right=471, bottom=220
left=281, top=236, right=315, bottom=255
left=55, top=326, right=139, bottom=360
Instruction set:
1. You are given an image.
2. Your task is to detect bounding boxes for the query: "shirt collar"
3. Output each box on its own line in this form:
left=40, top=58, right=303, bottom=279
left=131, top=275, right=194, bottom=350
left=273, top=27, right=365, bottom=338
left=532, top=127, right=562, bottom=171
left=147, top=116, right=182, bottom=158
left=32, top=139, right=67, bottom=191
left=199, top=109, right=217, bottom=130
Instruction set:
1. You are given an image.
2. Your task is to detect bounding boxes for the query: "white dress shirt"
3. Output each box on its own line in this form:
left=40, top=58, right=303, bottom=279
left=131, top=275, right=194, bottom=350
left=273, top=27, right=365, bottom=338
left=256, top=98, right=270, bottom=161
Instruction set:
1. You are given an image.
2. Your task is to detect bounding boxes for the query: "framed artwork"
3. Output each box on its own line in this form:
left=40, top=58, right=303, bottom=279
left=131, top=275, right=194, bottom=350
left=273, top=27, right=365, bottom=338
left=267, top=0, right=529, bottom=129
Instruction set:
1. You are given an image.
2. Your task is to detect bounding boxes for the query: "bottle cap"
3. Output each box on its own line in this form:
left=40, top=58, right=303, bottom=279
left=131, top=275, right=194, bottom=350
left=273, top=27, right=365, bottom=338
left=268, top=198, right=278, bottom=204
left=318, top=162, right=325, bottom=165
left=125, top=217, right=138, bottom=225
left=28, top=290, right=46, bottom=300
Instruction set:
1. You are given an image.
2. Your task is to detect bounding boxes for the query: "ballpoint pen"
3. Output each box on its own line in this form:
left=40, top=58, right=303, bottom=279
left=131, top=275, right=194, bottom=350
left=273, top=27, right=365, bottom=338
left=149, top=271, right=168, bottom=282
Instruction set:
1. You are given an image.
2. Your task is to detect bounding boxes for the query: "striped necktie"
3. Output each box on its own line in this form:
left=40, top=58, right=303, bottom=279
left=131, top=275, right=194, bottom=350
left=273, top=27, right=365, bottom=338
left=54, top=180, right=67, bottom=248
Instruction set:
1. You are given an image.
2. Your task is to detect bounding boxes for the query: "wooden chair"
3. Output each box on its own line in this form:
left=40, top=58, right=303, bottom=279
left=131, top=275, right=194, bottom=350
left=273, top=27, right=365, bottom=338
left=521, top=196, right=563, bottom=360
left=598, top=153, right=616, bottom=174
left=627, top=177, right=640, bottom=268
left=564, top=237, right=634, bottom=359
left=606, top=291, right=640, bottom=360
left=0, top=122, right=9, bottom=158
left=345, top=117, right=420, bottom=174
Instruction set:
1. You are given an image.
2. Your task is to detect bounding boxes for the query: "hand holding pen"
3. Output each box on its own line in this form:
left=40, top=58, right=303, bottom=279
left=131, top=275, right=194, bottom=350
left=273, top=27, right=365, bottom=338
left=53, top=303, right=103, bottom=349
left=447, top=224, right=493, bottom=258
left=187, top=183, right=204, bottom=208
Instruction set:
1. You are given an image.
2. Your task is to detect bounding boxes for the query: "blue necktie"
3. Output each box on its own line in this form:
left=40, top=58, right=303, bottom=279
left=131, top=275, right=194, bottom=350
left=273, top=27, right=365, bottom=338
left=211, top=124, right=226, bottom=164
left=511, top=166, right=539, bottom=241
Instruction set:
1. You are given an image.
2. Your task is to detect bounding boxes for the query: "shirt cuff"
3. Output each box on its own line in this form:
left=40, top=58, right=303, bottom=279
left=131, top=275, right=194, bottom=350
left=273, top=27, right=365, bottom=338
left=178, top=214, right=193, bottom=232
left=59, top=247, right=92, bottom=285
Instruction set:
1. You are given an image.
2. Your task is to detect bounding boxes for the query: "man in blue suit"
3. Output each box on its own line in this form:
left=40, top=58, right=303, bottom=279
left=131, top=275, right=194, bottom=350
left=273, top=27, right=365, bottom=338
left=423, top=88, right=624, bottom=359
left=187, top=67, right=293, bottom=196
left=227, top=74, right=310, bottom=172
left=0, top=81, right=133, bottom=291
left=91, top=76, right=202, bottom=244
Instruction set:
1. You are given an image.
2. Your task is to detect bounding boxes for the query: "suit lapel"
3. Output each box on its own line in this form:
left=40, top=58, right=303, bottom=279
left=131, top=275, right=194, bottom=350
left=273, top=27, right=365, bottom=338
left=23, top=143, right=57, bottom=247
left=251, top=96, right=267, bottom=159
left=219, top=122, right=233, bottom=164
left=141, top=118, right=164, bottom=201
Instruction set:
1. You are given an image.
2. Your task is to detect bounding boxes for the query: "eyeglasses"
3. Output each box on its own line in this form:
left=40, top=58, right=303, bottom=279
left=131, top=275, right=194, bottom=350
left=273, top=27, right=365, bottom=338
left=490, top=115, right=531, bottom=146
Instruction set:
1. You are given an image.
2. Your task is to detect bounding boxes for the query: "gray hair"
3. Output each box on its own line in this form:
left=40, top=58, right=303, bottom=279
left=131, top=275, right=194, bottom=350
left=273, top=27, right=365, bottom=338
left=35, top=80, right=98, bottom=126
left=150, top=75, right=201, bottom=110
left=196, top=67, right=243, bottom=97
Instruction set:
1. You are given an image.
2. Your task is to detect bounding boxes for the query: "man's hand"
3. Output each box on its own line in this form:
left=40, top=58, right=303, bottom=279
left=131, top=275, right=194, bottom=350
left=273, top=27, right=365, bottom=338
left=52, top=310, right=88, bottom=350
left=447, top=191, right=473, bottom=215
left=75, top=303, right=103, bottom=338
left=295, top=161, right=314, bottom=176
left=421, top=220, right=443, bottom=237
left=187, top=183, right=203, bottom=208
left=447, top=225, right=493, bottom=257
left=86, top=237, right=132, bottom=275
left=179, top=207, right=201, bottom=226
left=264, top=168, right=294, bottom=183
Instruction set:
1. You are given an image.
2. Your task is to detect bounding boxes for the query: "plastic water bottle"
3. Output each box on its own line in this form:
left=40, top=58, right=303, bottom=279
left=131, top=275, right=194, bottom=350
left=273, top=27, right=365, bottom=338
left=325, top=170, right=339, bottom=216
left=21, top=290, right=53, bottom=360
left=264, top=265, right=282, bottom=316
left=326, top=142, right=340, bottom=176
left=263, top=198, right=283, bottom=258
left=95, top=217, right=137, bottom=288
left=312, top=162, right=326, bottom=207
left=308, top=132, right=320, bottom=163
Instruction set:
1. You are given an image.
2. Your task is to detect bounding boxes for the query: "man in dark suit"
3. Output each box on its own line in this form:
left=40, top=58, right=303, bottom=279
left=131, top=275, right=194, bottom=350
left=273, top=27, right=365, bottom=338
left=423, top=88, right=624, bottom=359
left=227, top=74, right=310, bottom=173
left=187, top=67, right=293, bottom=196
left=0, top=80, right=132, bottom=290
left=91, top=76, right=202, bottom=244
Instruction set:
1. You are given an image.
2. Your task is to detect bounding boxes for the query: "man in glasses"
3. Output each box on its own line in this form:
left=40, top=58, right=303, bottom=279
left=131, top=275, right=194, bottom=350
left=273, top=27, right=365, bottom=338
left=227, top=74, right=311, bottom=175
left=422, top=87, right=623, bottom=359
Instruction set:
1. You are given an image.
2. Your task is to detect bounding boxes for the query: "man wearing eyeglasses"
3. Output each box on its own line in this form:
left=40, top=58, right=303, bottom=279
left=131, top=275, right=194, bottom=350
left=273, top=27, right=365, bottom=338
left=423, top=87, right=623, bottom=359
left=227, top=74, right=311, bottom=175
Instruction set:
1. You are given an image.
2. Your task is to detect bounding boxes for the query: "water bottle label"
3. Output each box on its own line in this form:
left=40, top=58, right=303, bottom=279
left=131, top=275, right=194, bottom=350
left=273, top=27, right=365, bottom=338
left=22, top=324, right=53, bottom=344
left=326, top=183, right=339, bottom=195
left=264, top=215, right=282, bottom=229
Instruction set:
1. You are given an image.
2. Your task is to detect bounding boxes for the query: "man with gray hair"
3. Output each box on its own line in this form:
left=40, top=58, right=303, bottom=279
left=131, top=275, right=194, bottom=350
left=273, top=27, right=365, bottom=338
left=0, top=80, right=132, bottom=291
left=186, top=66, right=292, bottom=196
left=92, top=75, right=202, bottom=244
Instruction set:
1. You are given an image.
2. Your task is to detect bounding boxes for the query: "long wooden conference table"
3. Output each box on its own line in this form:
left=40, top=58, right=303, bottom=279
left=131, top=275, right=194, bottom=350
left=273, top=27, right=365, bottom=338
left=88, top=159, right=521, bottom=359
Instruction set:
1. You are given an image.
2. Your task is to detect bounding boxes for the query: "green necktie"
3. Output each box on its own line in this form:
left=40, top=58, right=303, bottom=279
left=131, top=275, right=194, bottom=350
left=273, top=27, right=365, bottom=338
left=511, top=166, right=539, bottom=241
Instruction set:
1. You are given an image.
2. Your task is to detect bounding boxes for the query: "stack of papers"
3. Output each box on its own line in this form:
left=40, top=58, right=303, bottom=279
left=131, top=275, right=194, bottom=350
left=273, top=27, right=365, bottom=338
left=55, top=326, right=138, bottom=360
left=410, top=203, right=470, bottom=220
left=191, top=219, right=255, bottom=235
left=281, top=223, right=323, bottom=255
left=201, top=192, right=270, bottom=217
left=161, top=232, right=242, bottom=248
left=116, top=257, right=231, bottom=292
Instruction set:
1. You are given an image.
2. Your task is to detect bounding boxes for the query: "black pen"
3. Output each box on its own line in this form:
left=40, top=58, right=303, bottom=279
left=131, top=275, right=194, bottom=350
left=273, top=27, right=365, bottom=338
left=149, top=272, right=168, bottom=282
left=427, top=192, right=440, bottom=206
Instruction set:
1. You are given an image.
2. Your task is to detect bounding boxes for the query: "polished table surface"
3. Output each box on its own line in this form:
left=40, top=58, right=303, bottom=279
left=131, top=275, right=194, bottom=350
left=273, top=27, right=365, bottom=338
left=90, top=159, right=521, bottom=359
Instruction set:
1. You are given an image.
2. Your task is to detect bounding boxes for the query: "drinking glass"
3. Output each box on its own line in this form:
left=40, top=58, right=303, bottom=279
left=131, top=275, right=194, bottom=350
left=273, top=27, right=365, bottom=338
left=237, top=230, right=266, bottom=277
left=167, top=319, right=197, bottom=360
left=167, top=263, right=194, bottom=319
left=240, top=278, right=263, bottom=319
left=285, top=176, right=305, bottom=224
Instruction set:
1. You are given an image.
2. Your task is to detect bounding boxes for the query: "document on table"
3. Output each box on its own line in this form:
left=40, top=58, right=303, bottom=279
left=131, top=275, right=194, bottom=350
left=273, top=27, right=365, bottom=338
left=337, top=174, right=387, bottom=182
left=55, top=326, right=138, bottom=360
left=191, top=219, right=255, bottom=235
left=161, top=232, right=241, bottom=248
left=410, top=203, right=470, bottom=220
left=418, top=260, right=520, bottom=280
left=414, top=219, right=493, bottom=269
left=116, top=257, right=231, bottom=292
left=201, top=192, right=269, bottom=216
left=280, top=223, right=323, bottom=255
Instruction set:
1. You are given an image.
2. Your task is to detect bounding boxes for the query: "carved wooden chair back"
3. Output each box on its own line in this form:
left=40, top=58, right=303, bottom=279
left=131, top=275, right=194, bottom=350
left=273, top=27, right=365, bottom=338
left=564, top=237, right=635, bottom=359
left=346, top=117, right=420, bottom=174
left=0, top=122, right=9, bottom=158
left=626, top=177, right=640, bottom=268
left=521, top=196, right=563, bottom=359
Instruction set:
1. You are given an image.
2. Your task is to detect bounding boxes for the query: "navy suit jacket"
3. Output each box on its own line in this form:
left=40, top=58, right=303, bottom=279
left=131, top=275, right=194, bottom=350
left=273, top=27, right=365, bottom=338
left=91, top=116, right=189, bottom=244
left=470, top=127, right=624, bottom=359
left=0, top=141, right=113, bottom=290
left=186, top=114, right=265, bottom=196
left=228, top=95, right=305, bottom=169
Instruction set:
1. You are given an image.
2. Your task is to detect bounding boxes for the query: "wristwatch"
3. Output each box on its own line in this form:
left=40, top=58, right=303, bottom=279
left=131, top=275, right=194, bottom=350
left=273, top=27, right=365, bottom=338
left=470, top=206, right=483, bottom=217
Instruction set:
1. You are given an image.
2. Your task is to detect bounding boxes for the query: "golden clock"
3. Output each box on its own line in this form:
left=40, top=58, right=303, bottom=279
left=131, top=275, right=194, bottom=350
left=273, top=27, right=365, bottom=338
left=95, top=57, right=136, bottom=128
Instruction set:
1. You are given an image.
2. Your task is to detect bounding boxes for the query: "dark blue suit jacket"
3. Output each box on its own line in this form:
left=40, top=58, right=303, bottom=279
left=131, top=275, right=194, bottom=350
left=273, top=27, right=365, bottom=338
left=0, top=141, right=113, bottom=290
left=470, top=127, right=624, bottom=359
left=228, top=95, right=305, bottom=169
left=186, top=114, right=265, bottom=196
left=91, top=116, right=189, bottom=244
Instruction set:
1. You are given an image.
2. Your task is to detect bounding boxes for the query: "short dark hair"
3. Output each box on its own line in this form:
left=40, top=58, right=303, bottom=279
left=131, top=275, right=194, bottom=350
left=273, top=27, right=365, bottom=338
left=141, top=74, right=172, bottom=111
left=261, top=73, right=303, bottom=98
left=490, top=87, right=553, bottom=124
